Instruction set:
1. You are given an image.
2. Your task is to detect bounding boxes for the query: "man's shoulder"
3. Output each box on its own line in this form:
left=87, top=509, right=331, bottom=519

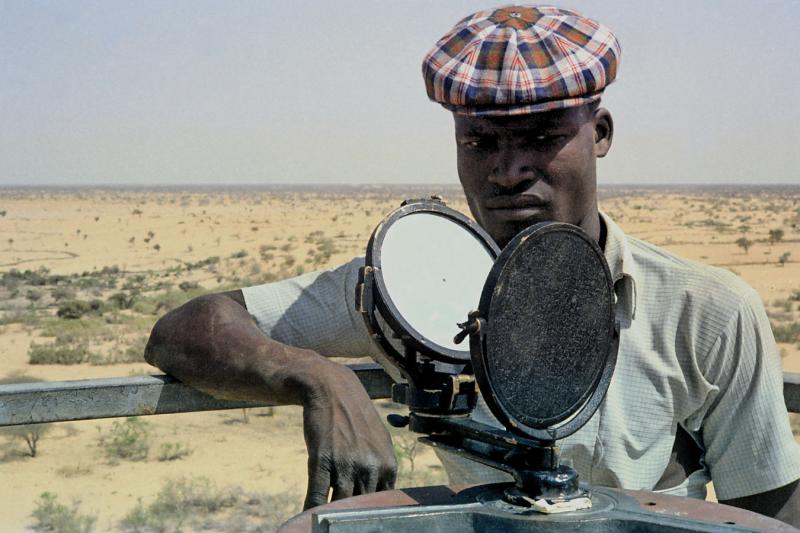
left=625, top=235, right=762, bottom=319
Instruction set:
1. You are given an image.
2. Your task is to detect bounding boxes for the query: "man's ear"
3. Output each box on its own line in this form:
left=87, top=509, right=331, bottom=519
left=593, top=108, right=613, bottom=158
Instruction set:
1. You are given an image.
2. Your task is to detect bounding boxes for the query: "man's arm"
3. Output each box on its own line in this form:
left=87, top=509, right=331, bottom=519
left=144, top=290, right=397, bottom=509
left=720, top=480, right=800, bottom=528
left=657, top=427, right=799, bottom=526
left=689, top=281, right=800, bottom=527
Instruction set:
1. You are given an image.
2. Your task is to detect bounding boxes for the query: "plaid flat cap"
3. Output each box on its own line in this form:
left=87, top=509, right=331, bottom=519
left=423, top=5, right=621, bottom=116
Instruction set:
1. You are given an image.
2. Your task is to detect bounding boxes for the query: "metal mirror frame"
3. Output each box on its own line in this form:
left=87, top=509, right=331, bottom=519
left=471, top=222, right=619, bottom=442
left=364, top=199, right=501, bottom=364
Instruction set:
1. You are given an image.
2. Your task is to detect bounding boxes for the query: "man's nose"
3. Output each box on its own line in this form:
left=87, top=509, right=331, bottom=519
left=488, top=152, right=538, bottom=191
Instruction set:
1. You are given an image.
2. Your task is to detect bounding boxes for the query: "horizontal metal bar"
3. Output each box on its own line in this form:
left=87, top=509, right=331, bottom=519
left=0, top=363, right=393, bottom=427
left=0, top=369, right=797, bottom=427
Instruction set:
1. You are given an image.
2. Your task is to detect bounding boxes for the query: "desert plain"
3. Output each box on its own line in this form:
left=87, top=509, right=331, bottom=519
left=0, top=184, right=798, bottom=532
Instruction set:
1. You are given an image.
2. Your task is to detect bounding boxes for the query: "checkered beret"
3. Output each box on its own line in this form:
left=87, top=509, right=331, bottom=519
left=423, top=5, right=621, bottom=116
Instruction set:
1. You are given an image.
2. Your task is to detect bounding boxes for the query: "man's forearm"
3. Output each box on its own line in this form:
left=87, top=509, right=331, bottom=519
left=144, top=292, right=334, bottom=405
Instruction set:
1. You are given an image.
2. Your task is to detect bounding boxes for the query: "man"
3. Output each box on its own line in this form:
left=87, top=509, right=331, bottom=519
left=144, top=5, right=800, bottom=525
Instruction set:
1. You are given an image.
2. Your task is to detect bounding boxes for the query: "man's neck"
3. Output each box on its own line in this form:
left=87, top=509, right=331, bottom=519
left=574, top=206, right=602, bottom=246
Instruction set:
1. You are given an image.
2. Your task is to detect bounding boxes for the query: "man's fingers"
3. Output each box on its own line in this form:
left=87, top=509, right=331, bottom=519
left=354, top=466, right=380, bottom=496
left=331, top=476, right=355, bottom=502
left=377, top=465, right=397, bottom=492
left=303, top=460, right=331, bottom=510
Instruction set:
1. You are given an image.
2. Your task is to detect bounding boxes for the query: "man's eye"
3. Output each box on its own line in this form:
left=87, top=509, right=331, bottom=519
left=460, top=138, right=490, bottom=150
left=532, top=134, right=564, bottom=144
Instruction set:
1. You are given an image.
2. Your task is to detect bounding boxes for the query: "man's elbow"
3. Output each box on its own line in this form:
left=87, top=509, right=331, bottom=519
left=143, top=312, right=171, bottom=368
left=144, top=293, right=241, bottom=371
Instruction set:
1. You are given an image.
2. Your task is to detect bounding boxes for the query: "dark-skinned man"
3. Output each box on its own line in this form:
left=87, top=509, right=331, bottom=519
left=145, top=5, right=800, bottom=526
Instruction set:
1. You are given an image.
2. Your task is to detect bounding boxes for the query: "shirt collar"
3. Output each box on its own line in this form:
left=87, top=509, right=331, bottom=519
left=599, top=211, right=638, bottom=320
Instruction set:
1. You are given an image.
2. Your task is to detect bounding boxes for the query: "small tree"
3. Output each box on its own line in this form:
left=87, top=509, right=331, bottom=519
left=0, top=376, right=53, bottom=457
left=735, top=237, right=753, bottom=254
left=779, top=252, right=791, bottom=267
left=769, top=228, right=785, bottom=245
left=393, top=434, right=419, bottom=479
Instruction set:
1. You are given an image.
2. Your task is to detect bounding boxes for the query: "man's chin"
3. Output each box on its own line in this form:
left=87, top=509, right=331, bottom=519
left=487, top=214, right=553, bottom=246
left=489, top=222, right=543, bottom=249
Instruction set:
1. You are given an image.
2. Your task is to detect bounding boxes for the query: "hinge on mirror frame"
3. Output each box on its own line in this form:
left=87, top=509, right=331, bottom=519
left=355, top=265, right=373, bottom=314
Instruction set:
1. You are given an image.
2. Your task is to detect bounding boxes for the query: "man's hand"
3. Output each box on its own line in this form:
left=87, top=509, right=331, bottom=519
left=301, top=361, right=397, bottom=509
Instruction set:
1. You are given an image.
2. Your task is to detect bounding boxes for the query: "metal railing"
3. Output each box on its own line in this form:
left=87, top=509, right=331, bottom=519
left=0, top=366, right=798, bottom=427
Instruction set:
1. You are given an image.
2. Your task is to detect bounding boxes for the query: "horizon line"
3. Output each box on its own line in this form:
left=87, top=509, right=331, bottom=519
left=1, top=181, right=799, bottom=189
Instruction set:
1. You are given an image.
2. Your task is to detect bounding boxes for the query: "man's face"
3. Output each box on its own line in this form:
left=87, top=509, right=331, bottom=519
left=455, top=105, right=612, bottom=248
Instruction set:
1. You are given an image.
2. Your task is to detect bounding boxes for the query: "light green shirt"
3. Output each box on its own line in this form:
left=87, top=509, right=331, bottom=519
left=242, top=212, right=800, bottom=500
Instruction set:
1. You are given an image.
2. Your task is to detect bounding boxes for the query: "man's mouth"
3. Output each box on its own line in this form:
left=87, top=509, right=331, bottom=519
left=484, top=195, right=550, bottom=221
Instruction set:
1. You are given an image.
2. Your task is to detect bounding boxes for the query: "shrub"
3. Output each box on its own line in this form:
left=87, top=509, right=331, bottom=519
left=29, top=338, right=91, bottom=365
left=311, top=238, right=338, bottom=265
left=769, top=228, right=785, bottom=244
left=772, top=321, right=800, bottom=344
left=30, top=492, right=95, bottom=533
left=1, top=267, right=56, bottom=287
left=26, top=289, right=44, bottom=304
left=157, top=442, right=193, bottom=461
left=120, top=477, right=300, bottom=532
left=56, top=300, right=104, bottom=319
left=102, top=417, right=150, bottom=462
left=107, top=292, right=136, bottom=310
left=57, top=300, right=89, bottom=319
left=122, top=274, right=147, bottom=291
left=185, top=256, right=219, bottom=271
left=120, top=477, right=236, bottom=531
left=178, top=281, right=199, bottom=292
left=51, top=286, right=77, bottom=301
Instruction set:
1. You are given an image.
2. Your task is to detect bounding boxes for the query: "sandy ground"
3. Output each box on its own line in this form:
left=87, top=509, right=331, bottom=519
left=0, top=185, right=798, bottom=531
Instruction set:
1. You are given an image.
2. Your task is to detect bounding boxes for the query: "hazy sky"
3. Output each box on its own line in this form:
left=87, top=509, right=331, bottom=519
left=1, top=1, right=799, bottom=186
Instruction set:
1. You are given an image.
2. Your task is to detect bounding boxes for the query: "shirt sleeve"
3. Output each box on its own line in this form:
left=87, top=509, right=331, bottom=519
left=241, top=257, right=381, bottom=360
left=688, top=287, right=800, bottom=500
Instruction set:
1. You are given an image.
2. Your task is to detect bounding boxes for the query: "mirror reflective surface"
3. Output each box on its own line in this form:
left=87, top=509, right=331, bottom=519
left=380, top=212, right=495, bottom=352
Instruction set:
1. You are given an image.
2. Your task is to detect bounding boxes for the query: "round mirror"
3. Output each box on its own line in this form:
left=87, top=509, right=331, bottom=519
left=381, top=213, right=495, bottom=352
left=472, top=222, right=618, bottom=441
left=364, top=199, right=499, bottom=363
